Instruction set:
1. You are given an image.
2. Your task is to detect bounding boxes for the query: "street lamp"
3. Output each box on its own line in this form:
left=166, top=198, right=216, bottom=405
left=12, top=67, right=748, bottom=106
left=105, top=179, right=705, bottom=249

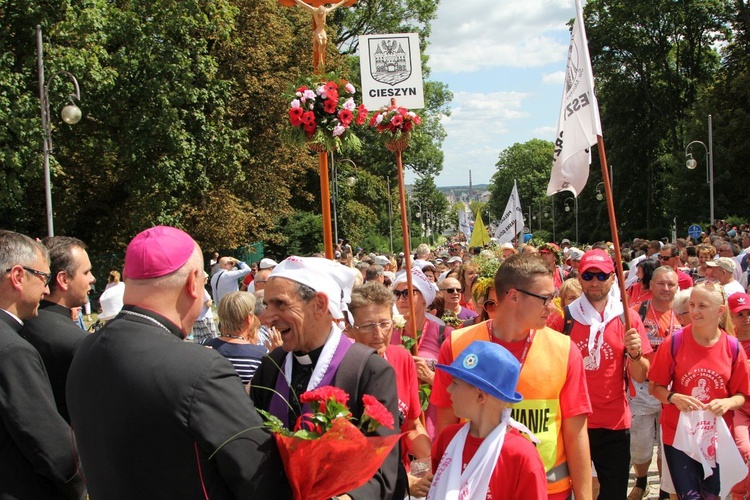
left=37, top=25, right=82, bottom=237
left=330, top=156, right=357, bottom=244
left=564, top=196, right=578, bottom=244
left=595, top=182, right=605, bottom=201
left=685, top=115, right=715, bottom=224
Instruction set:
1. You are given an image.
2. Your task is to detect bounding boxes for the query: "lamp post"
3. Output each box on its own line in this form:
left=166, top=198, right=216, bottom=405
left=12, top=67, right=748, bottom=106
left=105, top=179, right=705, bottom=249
left=685, top=115, right=715, bottom=225
left=595, top=182, right=605, bottom=201
left=37, top=25, right=82, bottom=237
left=330, top=156, right=357, bottom=245
left=564, top=196, right=578, bottom=244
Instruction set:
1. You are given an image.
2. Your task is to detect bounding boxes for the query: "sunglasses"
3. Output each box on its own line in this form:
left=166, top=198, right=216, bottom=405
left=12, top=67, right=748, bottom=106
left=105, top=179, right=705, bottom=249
left=658, top=255, right=674, bottom=261
left=392, top=289, right=419, bottom=299
left=515, top=288, right=557, bottom=306
left=581, top=271, right=612, bottom=282
left=442, top=288, right=462, bottom=294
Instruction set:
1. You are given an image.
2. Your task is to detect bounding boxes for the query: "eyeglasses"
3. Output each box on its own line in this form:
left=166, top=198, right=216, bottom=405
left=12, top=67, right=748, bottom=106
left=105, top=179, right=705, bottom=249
left=449, top=247, right=460, bottom=253
left=393, top=289, right=419, bottom=300
left=515, top=288, right=557, bottom=306
left=5, top=266, right=52, bottom=286
left=581, top=271, right=612, bottom=282
left=483, top=299, right=497, bottom=312
left=441, top=288, right=462, bottom=294
left=353, top=320, right=393, bottom=334
left=658, top=255, right=674, bottom=261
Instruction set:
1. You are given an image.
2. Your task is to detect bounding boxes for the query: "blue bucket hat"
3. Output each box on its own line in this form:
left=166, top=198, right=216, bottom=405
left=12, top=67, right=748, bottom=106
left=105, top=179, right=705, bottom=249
left=436, top=340, right=523, bottom=403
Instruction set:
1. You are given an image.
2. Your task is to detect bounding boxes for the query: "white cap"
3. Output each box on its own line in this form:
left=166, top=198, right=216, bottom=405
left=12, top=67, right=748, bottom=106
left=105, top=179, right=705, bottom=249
left=98, top=282, right=125, bottom=321
left=259, top=258, right=278, bottom=270
left=392, top=266, right=436, bottom=305
left=270, top=256, right=358, bottom=323
left=374, top=255, right=390, bottom=266
left=447, top=256, right=462, bottom=264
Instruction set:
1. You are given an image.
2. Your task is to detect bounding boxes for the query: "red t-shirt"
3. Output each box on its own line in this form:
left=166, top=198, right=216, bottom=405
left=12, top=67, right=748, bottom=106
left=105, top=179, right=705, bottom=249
left=548, top=307, right=652, bottom=429
left=627, top=283, right=652, bottom=306
left=384, top=345, right=421, bottom=468
left=630, top=302, right=681, bottom=351
left=431, top=424, right=547, bottom=500
left=648, top=326, right=750, bottom=445
left=677, top=270, right=693, bottom=290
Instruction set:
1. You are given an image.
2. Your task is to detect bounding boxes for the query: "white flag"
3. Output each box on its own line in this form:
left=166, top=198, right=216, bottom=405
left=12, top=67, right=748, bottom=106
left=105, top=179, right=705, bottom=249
left=494, top=181, right=525, bottom=244
left=547, top=0, right=602, bottom=197
left=458, top=206, right=472, bottom=237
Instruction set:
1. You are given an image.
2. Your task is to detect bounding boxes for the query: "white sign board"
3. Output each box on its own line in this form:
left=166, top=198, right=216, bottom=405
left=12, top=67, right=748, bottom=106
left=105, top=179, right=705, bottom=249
left=359, top=33, right=425, bottom=110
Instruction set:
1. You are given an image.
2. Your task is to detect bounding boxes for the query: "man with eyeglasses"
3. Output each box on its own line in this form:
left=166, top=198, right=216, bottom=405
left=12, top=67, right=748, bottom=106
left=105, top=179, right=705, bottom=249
left=657, top=244, right=693, bottom=290
left=250, top=256, right=399, bottom=500
left=432, top=253, right=593, bottom=500
left=548, top=249, right=651, bottom=499
left=0, top=231, right=85, bottom=499
left=20, top=236, right=95, bottom=424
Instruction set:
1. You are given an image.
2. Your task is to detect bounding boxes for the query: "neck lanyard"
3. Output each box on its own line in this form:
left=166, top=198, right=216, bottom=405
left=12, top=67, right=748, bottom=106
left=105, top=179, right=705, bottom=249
left=649, top=303, right=675, bottom=337
left=488, top=322, right=535, bottom=368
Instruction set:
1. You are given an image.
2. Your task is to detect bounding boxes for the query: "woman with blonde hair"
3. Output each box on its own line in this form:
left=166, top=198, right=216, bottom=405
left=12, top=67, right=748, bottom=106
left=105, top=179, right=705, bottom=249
left=649, top=281, right=750, bottom=498
left=202, top=292, right=267, bottom=384
left=457, top=261, right=479, bottom=311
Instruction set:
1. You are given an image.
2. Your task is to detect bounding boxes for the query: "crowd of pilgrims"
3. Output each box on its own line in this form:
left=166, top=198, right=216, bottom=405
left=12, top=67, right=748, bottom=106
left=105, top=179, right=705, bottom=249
left=2, top=221, right=750, bottom=499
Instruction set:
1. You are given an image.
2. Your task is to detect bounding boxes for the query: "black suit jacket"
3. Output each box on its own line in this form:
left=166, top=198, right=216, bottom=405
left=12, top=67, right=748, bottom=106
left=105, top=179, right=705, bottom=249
left=0, top=310, right=85, bottom=500
left=67, top=306, right=290, bottom=500
left=20, top=301, right=86, bottom=423
left=251, top=340, right=400, bottom=500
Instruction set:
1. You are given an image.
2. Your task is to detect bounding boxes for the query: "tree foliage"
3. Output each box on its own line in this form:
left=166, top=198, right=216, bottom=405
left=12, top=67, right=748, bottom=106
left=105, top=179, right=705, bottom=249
left=0, top=0, right=450, bottom=255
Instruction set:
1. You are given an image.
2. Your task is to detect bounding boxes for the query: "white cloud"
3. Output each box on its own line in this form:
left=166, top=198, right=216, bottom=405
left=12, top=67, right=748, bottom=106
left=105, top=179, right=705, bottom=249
left=532, top=125, right=557, bottom=138
left=426, top=0, right=574, bottom=73
left=542, top=70, right=566, bottom=85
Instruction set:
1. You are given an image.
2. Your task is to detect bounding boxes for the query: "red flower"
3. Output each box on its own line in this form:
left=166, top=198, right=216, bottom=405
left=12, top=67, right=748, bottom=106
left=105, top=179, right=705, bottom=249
left=402, top=120, right=413, bottom=132
left=369, top=113, right=378, bottom=127
left=361, top=394, right=394, bottom=430
left=300, top=386, right=350, bottom=407
left=398, top=107, right=408, bottom=116
left=288, top=107, right=304, bottom=127
left=338, top=109, right=353, bottom=126
left=356, top=104, right=368, bottom=125
left=325, top=81, right=338, bottom=94
left=304, top=122, right=317, bottom=136
left=327, top=89, right=339, bottom=102
left=323, top=98, right=338, bottom=114
left=296, top=85, right=309, bottom=94
left=301, top=111, right=316, bottom=126
left=390, top=114, right=404, bottom=128
left=413, top=115, right=422, bottom=125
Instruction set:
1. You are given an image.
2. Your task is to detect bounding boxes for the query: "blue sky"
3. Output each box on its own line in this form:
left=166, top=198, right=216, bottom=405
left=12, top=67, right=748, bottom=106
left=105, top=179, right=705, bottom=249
left=406, top=0, right=579, bottom=187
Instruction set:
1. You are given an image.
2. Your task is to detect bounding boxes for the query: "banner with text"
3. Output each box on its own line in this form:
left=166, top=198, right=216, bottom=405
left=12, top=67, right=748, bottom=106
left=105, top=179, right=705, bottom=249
left=494, top=180, right=525, bottom=244
left=547, top=0, right=602, bottom=197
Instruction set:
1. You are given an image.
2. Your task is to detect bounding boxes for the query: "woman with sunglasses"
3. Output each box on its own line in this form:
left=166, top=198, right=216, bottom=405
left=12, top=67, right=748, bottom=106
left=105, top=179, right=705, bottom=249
left=347, top=282, right=433, bottom=498
left=649, top=282, right=750, bottom=498
left=457, top=262, right=479, bottom=312
left=390, top=267, right=446, bottom=439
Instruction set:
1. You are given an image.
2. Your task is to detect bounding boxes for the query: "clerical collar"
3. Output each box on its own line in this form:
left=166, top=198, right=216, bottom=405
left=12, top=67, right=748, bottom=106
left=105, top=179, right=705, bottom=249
left=293, top=344, right=325, bottom=366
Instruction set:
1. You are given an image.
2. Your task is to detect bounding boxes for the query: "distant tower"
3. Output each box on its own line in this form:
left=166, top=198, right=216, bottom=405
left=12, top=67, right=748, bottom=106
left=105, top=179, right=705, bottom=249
left=469, top=170, right=473, bottom=201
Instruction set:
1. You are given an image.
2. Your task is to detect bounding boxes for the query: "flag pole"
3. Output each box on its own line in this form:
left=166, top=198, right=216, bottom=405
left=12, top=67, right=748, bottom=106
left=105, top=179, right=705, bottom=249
left=596, top=136, right=631, bottom=330
left=389, top=97, right=419, bottom=354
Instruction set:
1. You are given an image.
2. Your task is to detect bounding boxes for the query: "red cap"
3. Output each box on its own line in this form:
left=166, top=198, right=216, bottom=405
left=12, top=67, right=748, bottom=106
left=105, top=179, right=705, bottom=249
left=729, top=293, right=750, bottom=315
left=124, top=226, right=195, bottom=279
left=579, top=249, right=615, bottom=274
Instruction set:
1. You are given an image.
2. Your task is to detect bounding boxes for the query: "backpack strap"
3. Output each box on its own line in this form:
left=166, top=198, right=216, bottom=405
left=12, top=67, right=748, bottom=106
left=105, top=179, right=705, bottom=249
left=563, top=306, right=574, bottom=336
left=638, top=300, right=650, bottom=322
left=438, top=324, right=447, bottom=346
left=669, top=329, right=685, bottom=382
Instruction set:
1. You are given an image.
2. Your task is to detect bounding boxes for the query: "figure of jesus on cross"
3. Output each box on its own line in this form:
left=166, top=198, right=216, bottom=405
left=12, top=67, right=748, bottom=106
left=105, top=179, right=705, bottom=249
left=291, top=0, right=350, bottom=71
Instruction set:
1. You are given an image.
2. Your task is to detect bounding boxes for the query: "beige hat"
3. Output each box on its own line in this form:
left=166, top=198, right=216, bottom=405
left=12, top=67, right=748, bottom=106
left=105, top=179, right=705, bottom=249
left=706, top=257, right=737, bottom=274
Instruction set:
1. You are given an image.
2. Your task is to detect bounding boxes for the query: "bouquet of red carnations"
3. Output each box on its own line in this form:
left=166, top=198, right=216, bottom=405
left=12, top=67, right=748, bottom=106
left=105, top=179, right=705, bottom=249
left=259, top=386, right=400, bottom=500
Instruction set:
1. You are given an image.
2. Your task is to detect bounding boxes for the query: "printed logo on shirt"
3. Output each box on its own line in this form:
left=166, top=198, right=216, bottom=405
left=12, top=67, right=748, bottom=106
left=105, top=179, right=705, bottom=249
left=681, top=368, right=726, bottom=403
left=575, top=339, right=615, bottom=371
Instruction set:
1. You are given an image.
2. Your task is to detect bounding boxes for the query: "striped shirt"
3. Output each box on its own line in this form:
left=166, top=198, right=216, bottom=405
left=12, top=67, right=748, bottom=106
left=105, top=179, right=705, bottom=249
left=201, top=338, right=267, bottom=384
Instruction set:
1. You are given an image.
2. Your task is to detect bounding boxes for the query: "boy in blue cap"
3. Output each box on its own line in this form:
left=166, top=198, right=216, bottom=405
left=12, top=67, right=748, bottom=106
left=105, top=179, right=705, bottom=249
left=427, top=340, right=546, bottom=499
